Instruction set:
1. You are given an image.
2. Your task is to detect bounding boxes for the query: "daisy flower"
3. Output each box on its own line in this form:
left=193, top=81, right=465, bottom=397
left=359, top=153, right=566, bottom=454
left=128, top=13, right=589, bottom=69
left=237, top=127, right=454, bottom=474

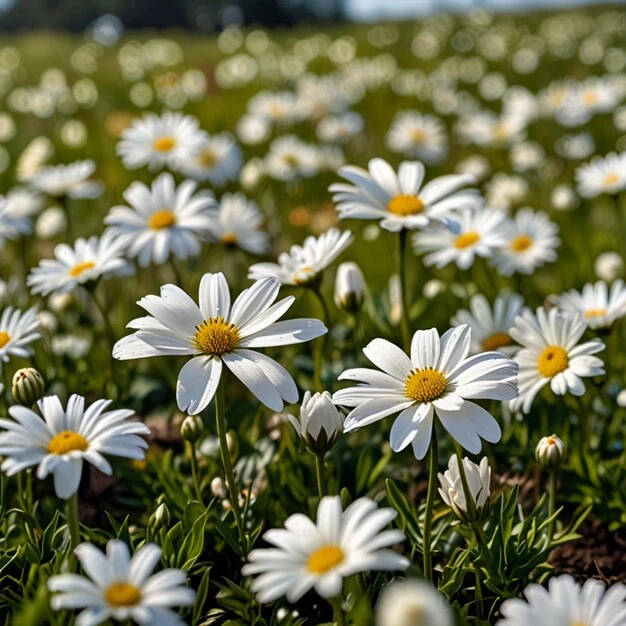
left=451, top=293, right=525, bottom=355
left=0, top=197, right=31, bottom=247
left=413, top=208, right=508, bottom=270
left=329, top=158, right=481, bottom=233
left=264, top=135, right=320, bottom=181
left=554, top=280, right=626, bottom=330
left=206, top=192, right=270, bottom=255
left=248, top=90, right=300, bottom=125
left=242, top=495, right=409, bottom=603
left=455, top=112, right=527, bottom=148
left=316, top=112, right=364, bottom=144
left=333, top=324, right=518, bottom=459
left=0, top=394, right=150, bottom=499
left=117, top=111, right=205, bottom=171
left=385, top=111, right=448, bottom=164
left=27, top=232, right=130, bottom=296
left=49, top=540, right=195, bottom=626
left=248, top=228, right=353, bottom=287
left=29, top=160, right=102, bottom=199
left=178, top=132, right=243, bottom=186
left=113, top=273, right=327, bottom=414
left=4, top=187, right=43, bottom=219
left=557, top=77, right=622, bottom=127
left=509, top=307, right=605, bottom=414
left=491, top=208, right=560, bottom=276
left=104, top=173, right=215, bottom=267
left=496, top=574, right=626, bottom=626
left=575, top=152, right=626, bottom=198
left=0, top=306, right=41, bottom=373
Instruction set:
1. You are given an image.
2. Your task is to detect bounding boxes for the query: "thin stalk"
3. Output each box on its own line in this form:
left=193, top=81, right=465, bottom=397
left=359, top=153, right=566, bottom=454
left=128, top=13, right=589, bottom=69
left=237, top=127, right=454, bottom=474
left=329, top=595, right=345, bottom=626
left=87, top=286, right=118, bottom=398
left=454, top=444, right=478, bottom=521
left=187, top=441, right=204, bottom=505
left=315, top=453, right=326, bottom=500
left=311, top=287, right=331, bottom=391
left=170, top=257, right=185, bottom=288
left=397, top=229, right=411, bottom=352
left=547, top=469, right=557, bottom=543
left=66, top=492, right=81, bottom=557
left=422, top=427, right=438, bottom=582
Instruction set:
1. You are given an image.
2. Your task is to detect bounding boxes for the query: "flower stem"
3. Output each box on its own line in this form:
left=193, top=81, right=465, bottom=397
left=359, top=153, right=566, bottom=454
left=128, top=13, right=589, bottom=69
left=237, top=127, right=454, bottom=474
left=187, top=441, right=204, bottom=505
left=422, top=426, right=438, bottom=582
left=66, top=492, right=81, bottom=556
left=315, top=453, right=326, bottom=500
left=87, top=286, right=118, bottom=399
left=454, top=444, right=477, bottom=521
left=547, top=469, right=557, bottom=543
left=329, top=595, right=345, bottom=626
left=311, top=287, right=331, bottom=391
left=215, top=377, right=244, bottom=546
left=397, top=229, right=411, bottom=352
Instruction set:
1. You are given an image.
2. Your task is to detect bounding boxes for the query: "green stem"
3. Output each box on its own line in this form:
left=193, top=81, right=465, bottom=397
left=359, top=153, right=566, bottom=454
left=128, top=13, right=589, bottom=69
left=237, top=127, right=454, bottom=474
left=454, top=444, right=478, bottom=521
left=311, top=287, right=331, bottom=391
left=66, top=492, right=81, bottom=557
left=215, top=377, right=244, bottom=545
left=315, top=453, right=326, bottom=500
left=188, top=441, right=204, bottom=505
left=87, top=286, right=118, bottom=398
left=170, top=258, right=185, bottom=288
left=547, top=469, right=556, bottom=543
left=329, top=595, right=345, bottom=626
left=397, top=229, right=411, bottom=352
left=422, top=427, right=438, bottom=582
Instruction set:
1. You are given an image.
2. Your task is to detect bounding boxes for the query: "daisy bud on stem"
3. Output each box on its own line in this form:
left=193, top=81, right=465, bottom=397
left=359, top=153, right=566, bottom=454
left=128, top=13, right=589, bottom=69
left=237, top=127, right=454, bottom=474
left=536, top=434, right=566, bottom=543
left=12, top=368, right=45, bottom=407
left=181, top=415, right=204, bottom=505
left=334, top=262, right=365, bottom=314
left=150, top=502, right=170, bottom=533
left=438, top=455, right=491, bottom=523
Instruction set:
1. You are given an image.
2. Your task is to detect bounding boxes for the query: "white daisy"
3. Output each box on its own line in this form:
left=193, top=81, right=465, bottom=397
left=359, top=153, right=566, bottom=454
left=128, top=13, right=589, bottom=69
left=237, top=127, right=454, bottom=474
left=385, top=111, right=448, bottom=164
left=451, top=293, right=525, bottom=355
left=29, top=160, right=102, bottom=199
left=104, top=173, right=215, bottom=267
left=575, top=152, right=626, bottom=198
left=491, top=208, right=560, bottom=276
left=0, top=197, right=31, bottom=247
left=413, top=208, right=508, bottom=270
left=554, top=280, right=626, bottom=330
left=4, top=186, right=43, bottom=218
left=248, top=90, right=301, bottom=125
left=0, top=394, right=150, bottom=499
left=242, top=495, right=409, bottom=603
left=117, top=111, right=205, bottom=171
left=206, top=192, right=269, bottom=255
left=557, top=77, right=623, bottom=127
left=333, top=325, right=518, bottom=459
left=28, top=232, right=131, bottom=296
left=264, top=135, right=320, bottom=181
left=49, top=540, right=195, bottom=626
left=509, top=307, right=605, bottom=414
left=455, top=112, right=526, bottom=148
left=113, top=273, right=327, bottom=414
left=496, top=574, right=626, bottom=626
left=316, top=112, right=364, bottom=144
left=329, top=158, right=481, bottom=233
left=248, top=228, right=353, bottom=287
left=177, top=132, right=242, bottom=186
left=0, top=306, right=41, bottom=373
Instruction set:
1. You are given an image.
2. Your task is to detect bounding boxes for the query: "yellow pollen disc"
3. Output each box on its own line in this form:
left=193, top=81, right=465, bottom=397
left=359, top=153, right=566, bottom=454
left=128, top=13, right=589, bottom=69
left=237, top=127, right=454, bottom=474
left=0, top=331, right=10, bottom=349
left=537, top=345, right=569, bottom=378
left=48, top=430, right=88, bottom=455
left=387, top=194, right=424, bottom=216
left=454, top=231, right=480, bottom=249
left=582, top=92, right=598, bottom=105
left=492, top=123, right=508, bottom=140
left=193, top=317, right=240, bottom=355
left=153, top=136, right=176, bottom=152
left=307, top=545, right=345, bottom=574
left=199, top=149, right=217, bottom=168
left=583, top=308, right=607, bottom=319
left=410, top=128, right=425, bottom=143
left=603, top=173, right=619, bottom=186
left=149, top=210, right=176, bottom=230
left=292, top=266, right=317, bottom=285
left=510, top=235, right=533, bottom=252
left=482, top=332, right=512, bottom=351
left=221, top=232, right=238, bottom=246
left=405, top=368, right=447, bottom=403
left=283, top=154, right=300, bottom=167
left=547, top=436, right=556, bottom=445
left=104, top=582, right=142, bottom=608
left=69, top=261, right=96, bottom=278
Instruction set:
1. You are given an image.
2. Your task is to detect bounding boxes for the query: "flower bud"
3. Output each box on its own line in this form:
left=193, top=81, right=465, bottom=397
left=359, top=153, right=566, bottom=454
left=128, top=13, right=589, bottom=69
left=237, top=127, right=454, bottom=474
left=181, top=415, right=204, bottom=443
left=594, top=251, right=622, bottom=282
left=287, top=391, right=344, bottom=455
left=211, top=476, right=227, bottom=499
left=535, top=434, right=566, bottom=469
left=334, top=262, right=365, bottom=313
left=150, top=502, right=170, bottom=532
left=438, top=455, right=491, bottom=522
left=12, top=368, right=45, bottom=406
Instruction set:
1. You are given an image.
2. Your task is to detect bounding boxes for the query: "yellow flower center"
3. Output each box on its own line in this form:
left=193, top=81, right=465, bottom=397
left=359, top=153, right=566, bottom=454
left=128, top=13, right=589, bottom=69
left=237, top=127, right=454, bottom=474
left=482, top=332, right=512, bottom=351
left=583, top=308, right=607, bottom=319
left=537, top=345, right=569, bottom=378
left=199, top=148, right=217, bottom=168
left=292, top=266, right=317, bottom=285
left=69, top=261, right=96, bottom=278
left=148, top=210, right=176, bottom=230
left=104, top=582, right=142, bottom=608
left=405, top=368, right=448, bottom=403
left=387, top=194, right=425, bottom=216
left=603, top=173, right=619, bottom=186
left=307, top=545, right=345, bottom=574
left=48, top=430, right=89, bottom=455
left=283, top=154, right=300, bottom=167
left=403, top=607, right=427, bottom=625
left=220, top=232, right=238, bottom=246
left=193, top=317, right=240, bottom=355
left=547, top=436, right=556, bottom=445
left=0, top=331, right=10, bottom=349
left=510, top=235, right=533, bottom=252
left=582, top=91, right=598, bottom=105
left=454, top=231, right=480, bottom=249
left=492, top=123, right=508, bottom=140
left=410, top=128, right=425, bottom=144
left=153, top=136, right=176, bottom=152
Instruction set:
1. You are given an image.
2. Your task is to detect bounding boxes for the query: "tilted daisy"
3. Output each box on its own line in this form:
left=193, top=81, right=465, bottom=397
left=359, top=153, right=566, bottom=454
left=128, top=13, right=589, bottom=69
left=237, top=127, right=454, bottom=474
left=333, top=325, right=518, bottom=459
left=385, top=111, right=448, bottom=164
left=113, top=273, right=327, bottom=414
left=413, top=207, right=508, bottom=270
left=178, top=132, right=243, bottom=186
left=206, top=192, right=270, bottom=255
left=575, top=152, right=626, bottom=198
left=557, top=77, right=622, bottom=127
left=451, top=293, right=526, bottom=355
left=248, top=228, right=353, bottom=287
left=117, top=111, right=205, bottom=171
left=4, top=186, right=43, bottom=219
left=554, top=280, right=626, bottom=331
left=0, top=394, right=150, bottom=499
left=49, top=540, right=195, bottom=626
left=509, top=307, right=605, bottom=414
left=242, top=495, right=409, bottom=603
left=27, top=232, right=130, bottom=296
left=264, top=135, right=320, bottom=182
left=491, top=208, right=560, bottom=276
left=0, top=306, right=41, bottom=373
left=0, top=197, right=31, bottom=247
left=29, top=160, right=102, bottom=199
left=104, top=172, right=215, bottom=267
left=496, top=574, right=626, bottom=626
left=455, top=112, right=527, bottom=149
left=329, top=158, right=481, bottom=233
left=316, top=112, right=364, bottom=144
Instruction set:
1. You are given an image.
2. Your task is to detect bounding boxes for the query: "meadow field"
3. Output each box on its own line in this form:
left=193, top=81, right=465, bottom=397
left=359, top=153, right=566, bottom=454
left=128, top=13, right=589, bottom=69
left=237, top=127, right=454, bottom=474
left=0, top=5, right=625, bottom=625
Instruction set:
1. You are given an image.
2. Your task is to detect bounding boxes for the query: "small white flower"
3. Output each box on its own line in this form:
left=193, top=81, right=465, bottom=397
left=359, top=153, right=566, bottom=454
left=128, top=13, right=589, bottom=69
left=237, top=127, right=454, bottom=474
left=575, top=152, right=626, bottom=198
left=0, top=197, right=31, bottom=247
left=316, top=112, right=364, bottom=144
left=385, top=111, right=447, bottom=164
left=594, top=251, right=623, bottom=282
left=287, top=390, right=344, bottom=453
left=178, top=132, right=242, bottom=186
left=334, top=261, right=366, bottom=313
left=557, top=77, right=622, bottom=127
left=35, top=206, right=67, bottom=239
left=484, top=174, right=528, bottom=211
left=264, top=135, right=320, bottom=181
left=554, top=280, right=626, bottom=330
left=535, top=434, right=566, bottom=469
left=0, top=306, right=40, bottom=374
left=30, top=160, right=102, bottom=199
left=456, top=111, right=526, bottom=148
left=4, top=187, right=43, bottom=219
left=438, top=455, right=491, bottom=521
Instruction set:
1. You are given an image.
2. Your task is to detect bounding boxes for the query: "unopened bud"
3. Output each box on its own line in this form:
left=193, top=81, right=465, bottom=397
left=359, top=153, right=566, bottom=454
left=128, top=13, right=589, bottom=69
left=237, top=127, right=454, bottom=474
left=150, top=502, right=170, bottom=531
left=181, top=415, right=204, bottom=443
left=211, top=477, right=227, bottom=499
left=12, top=368, right=45, bottom=406
left=334, top=262, right=365, bottom=313
left=288, top=391, right=344, bottom=455
left=535, top=434, right=566, bottom=469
